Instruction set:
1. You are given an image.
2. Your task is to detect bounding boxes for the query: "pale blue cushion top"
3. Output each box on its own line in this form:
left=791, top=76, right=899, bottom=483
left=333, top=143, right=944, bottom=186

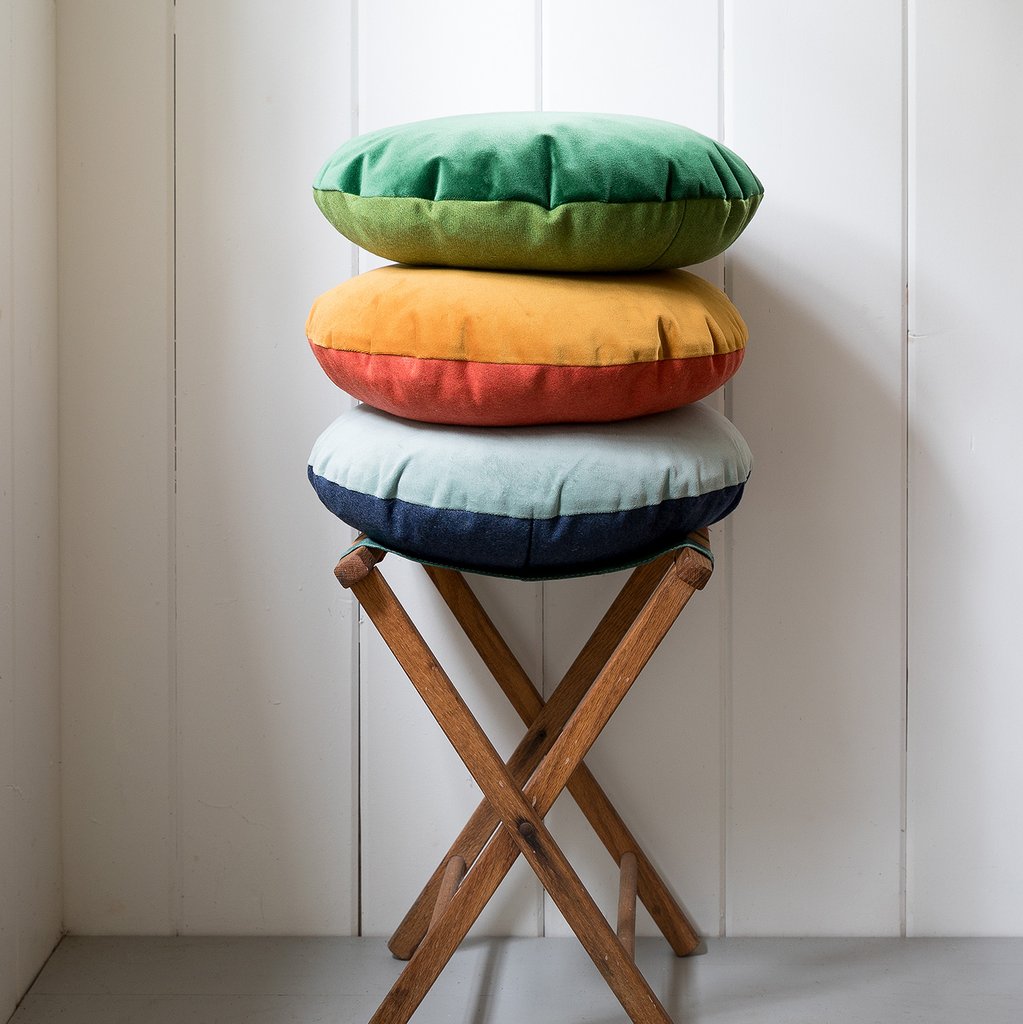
left=309, top=402, right=751, bottom=519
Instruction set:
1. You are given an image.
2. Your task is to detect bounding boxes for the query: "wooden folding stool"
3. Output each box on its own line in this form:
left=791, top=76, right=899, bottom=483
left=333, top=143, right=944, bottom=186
left=334, top=528, right=715, bottom=1024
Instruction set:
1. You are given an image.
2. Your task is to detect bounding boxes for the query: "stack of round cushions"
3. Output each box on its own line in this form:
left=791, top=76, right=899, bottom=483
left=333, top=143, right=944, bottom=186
left=305, top=112, right=761, bottom=579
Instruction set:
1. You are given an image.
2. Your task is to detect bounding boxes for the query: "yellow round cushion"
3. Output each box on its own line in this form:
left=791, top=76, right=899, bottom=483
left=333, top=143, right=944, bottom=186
left=307, top=265, right=747, bottom=425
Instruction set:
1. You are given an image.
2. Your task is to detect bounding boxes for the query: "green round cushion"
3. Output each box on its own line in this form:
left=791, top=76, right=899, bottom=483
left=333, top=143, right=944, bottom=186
left=313, top=112, right=763, bottom=272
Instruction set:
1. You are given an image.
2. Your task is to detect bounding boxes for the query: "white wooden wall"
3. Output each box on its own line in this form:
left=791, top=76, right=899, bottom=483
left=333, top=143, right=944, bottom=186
left=52, top=0, right=1023, bottom=944
left=727, top=0, right=907, bottom=935
left=907, top=0, right=1023, bottom=936
left=1, top=1, right=61, bottom=1018
left=59, top=0, right=359, bottom=936
left=58, top=0, right=177, bottom=937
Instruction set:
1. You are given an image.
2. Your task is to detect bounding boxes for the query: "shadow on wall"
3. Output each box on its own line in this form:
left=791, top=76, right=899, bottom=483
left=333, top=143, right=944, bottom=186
left=722, top=207, right=952, bottom=930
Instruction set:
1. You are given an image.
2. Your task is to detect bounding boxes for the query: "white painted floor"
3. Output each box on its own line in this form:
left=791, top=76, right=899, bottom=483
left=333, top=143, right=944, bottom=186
left=9, top=936, right=1023, bottom=1023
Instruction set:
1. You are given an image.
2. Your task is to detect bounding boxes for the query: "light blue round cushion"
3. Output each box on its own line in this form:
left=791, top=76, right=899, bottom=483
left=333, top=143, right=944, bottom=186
left=308, top=403, right=752, bottom=579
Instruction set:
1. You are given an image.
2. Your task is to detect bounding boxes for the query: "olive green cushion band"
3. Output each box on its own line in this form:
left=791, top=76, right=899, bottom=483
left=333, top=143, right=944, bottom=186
left=313, top=191, right=762, bottom=271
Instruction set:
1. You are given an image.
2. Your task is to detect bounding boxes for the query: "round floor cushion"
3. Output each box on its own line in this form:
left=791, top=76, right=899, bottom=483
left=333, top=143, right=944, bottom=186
left=313, top=111, right=763, bottom=272
left=307, top=265, right=747, bottom=426
left=308, top=404, right=752, bottom=578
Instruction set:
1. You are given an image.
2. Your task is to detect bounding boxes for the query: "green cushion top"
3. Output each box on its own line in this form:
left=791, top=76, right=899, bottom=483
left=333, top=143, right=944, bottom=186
left=314, top=111, right=762, bottom=208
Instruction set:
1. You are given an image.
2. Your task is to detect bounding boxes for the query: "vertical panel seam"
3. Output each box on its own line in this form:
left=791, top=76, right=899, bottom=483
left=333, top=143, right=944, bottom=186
left=718, top=0, right=732, bottom=939
left=351, top=0, right=362, bottom=939
left=349, top=0, right=359, bottom=284
left=900, top=0, right=911, bottom=940
left=356, top=595, right=363, bottom=937
left=6, top=0, right=20, bottom=985
left=536, top=0, right=544, bottom=939
left=534, top=0, right=543, bottom=113
left=169, top=0, right=181, bottom=936
left=50, top=0, right=66, bottom=942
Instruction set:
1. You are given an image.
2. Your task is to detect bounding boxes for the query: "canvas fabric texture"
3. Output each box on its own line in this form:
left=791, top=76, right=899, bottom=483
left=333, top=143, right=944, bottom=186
left=307, top=265, right=747, bottom=425
left=307, top=404, right=752, bottom=578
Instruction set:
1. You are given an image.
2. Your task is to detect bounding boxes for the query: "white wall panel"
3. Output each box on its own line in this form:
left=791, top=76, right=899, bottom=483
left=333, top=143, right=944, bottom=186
left=542, top=0, right=719, bottom=138
left=727, top=0, right=905, bottom=934
left=0, top=3, right=14, bottom=988
left=356, top=0, right=544, bottom=936
left=174, top=0, right=358, bottom=934
left=1, top=1, right=60, bottom=1015
left=9, top=0, right=60, bottom=984
left=358, top=0, right=538, bottom=133
left=541, top=0, right=726, bottom=939
left=58, top=0, right=174, bottom=934
left=2, top=6, right=18, bottom=1009
left=907, top=0, right=1023, bottom=935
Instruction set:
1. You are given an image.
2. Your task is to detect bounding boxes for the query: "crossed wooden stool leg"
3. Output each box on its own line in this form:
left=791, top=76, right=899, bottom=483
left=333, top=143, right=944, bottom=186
left=388, top=554, right=702, bottom=961
left=335, top=531, right=714, bottom=1024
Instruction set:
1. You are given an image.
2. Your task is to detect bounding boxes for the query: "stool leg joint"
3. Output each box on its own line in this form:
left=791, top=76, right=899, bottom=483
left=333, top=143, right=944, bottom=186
left=333, top=535, right=386, bottom=589
left=672, top=545, right=713, bottom=590
left=516, top=818, right=537, bottom=841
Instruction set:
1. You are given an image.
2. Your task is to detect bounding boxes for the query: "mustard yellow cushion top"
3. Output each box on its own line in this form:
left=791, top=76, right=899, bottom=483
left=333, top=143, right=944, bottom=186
left=307, top=265, right=747, bottom=367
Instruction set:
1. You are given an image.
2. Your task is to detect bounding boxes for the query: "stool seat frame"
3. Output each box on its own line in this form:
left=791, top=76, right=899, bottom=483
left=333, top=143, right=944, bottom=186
left=334, top=530, right=714, bottom=1024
